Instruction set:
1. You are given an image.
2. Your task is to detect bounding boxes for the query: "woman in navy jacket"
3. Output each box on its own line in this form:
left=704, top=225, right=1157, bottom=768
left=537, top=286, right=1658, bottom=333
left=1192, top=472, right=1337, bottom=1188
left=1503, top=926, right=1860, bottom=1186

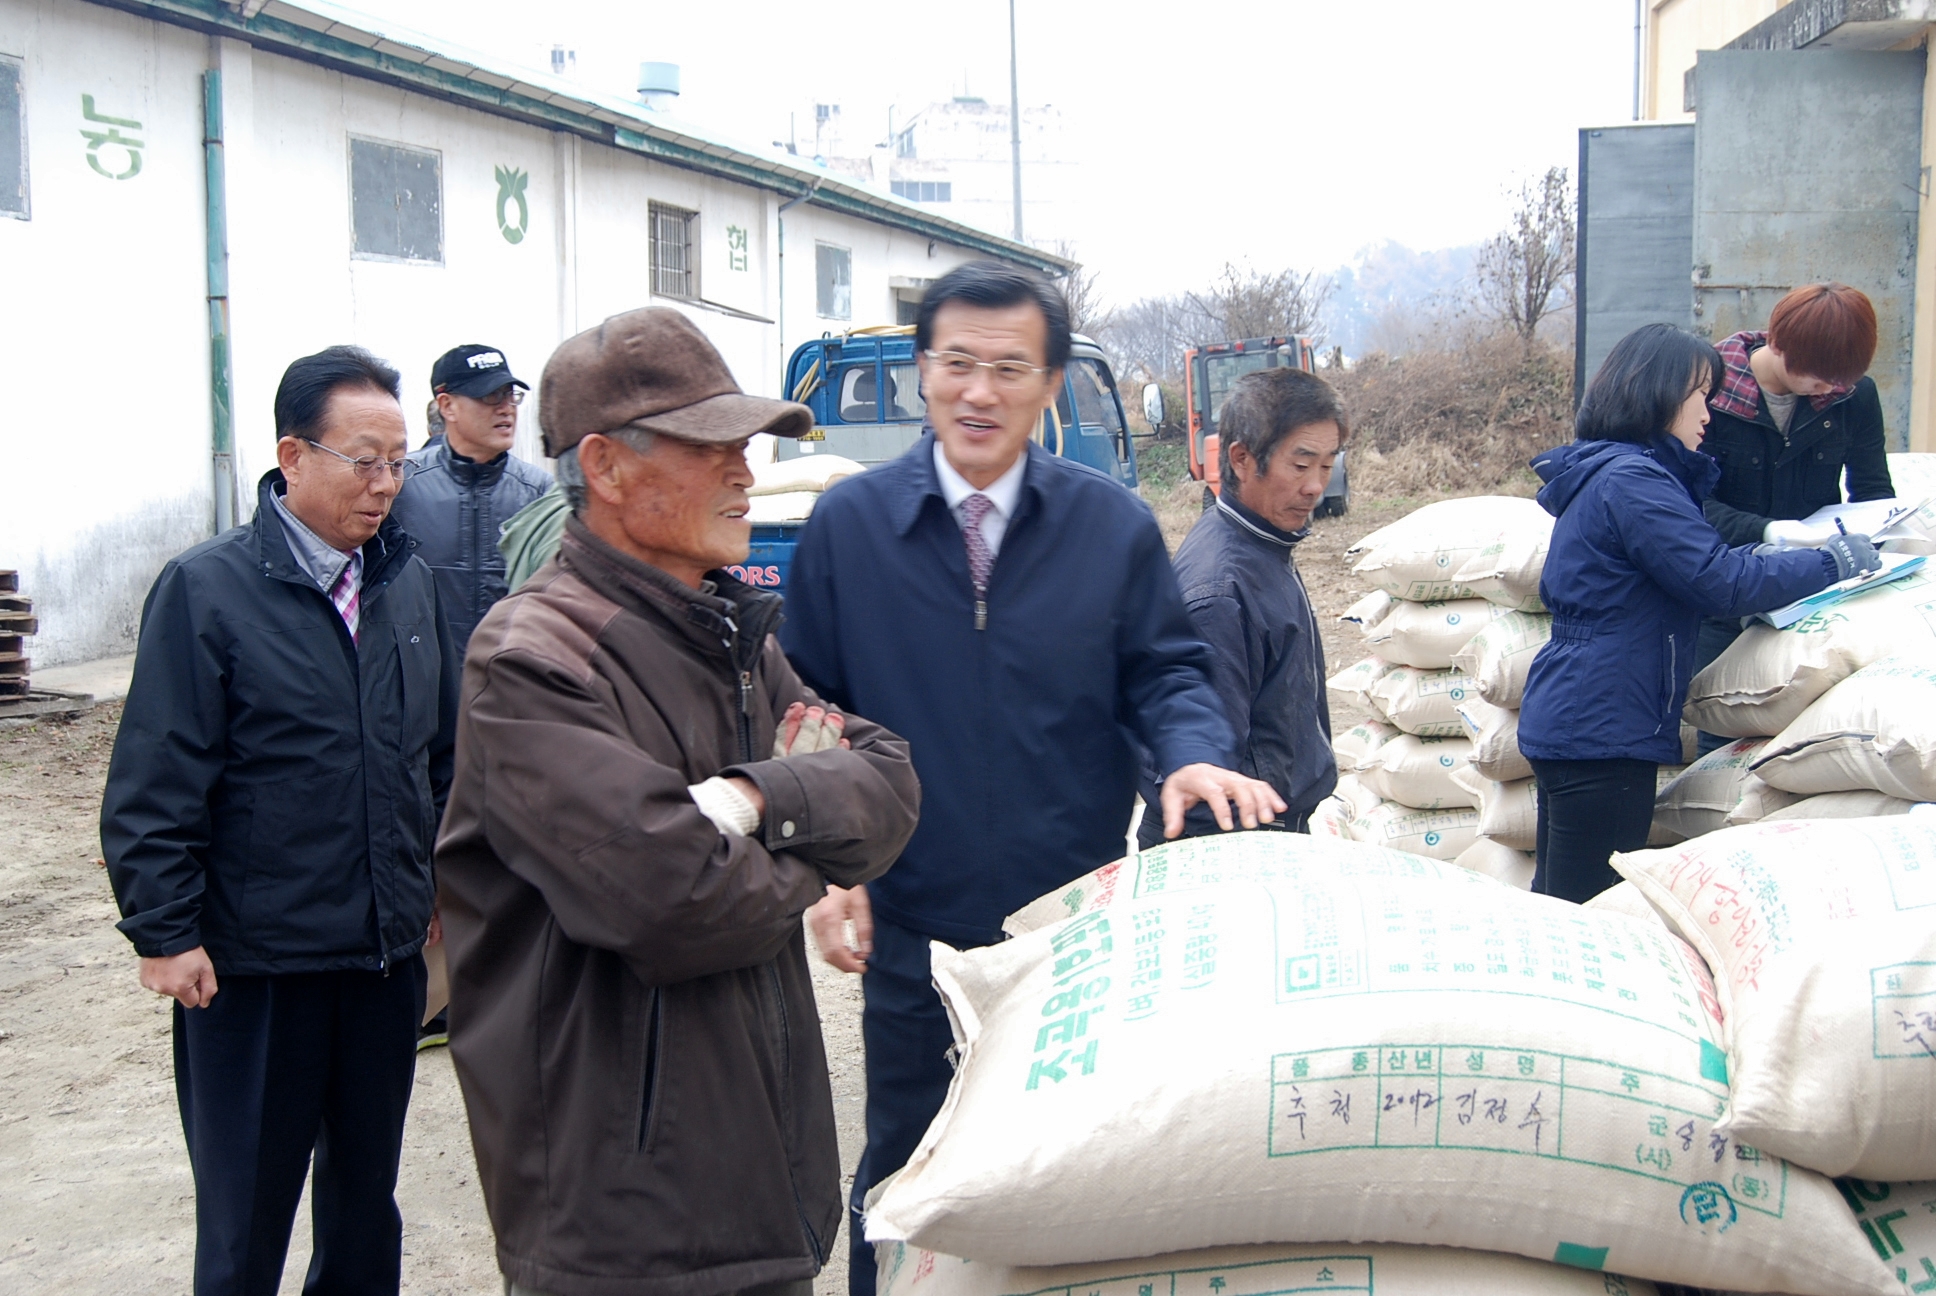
left=1517, top=324, right=1880, bottom=902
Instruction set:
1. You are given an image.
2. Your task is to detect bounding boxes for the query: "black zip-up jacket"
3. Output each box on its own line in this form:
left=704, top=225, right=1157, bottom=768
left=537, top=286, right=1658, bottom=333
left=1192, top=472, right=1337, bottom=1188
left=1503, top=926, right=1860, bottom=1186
left=389, top=435, right=551, bottom=655
left=1702, top=372, right=1893, bottom=546
left=101, top=471, right=460, bottom=974
left=1137, top=496, right=1335, bottom=847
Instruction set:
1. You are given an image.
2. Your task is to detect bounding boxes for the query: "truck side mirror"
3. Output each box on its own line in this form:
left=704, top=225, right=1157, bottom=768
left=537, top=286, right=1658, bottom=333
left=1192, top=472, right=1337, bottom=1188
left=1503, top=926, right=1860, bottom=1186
left=1142, top=383, right=1166, bottom=431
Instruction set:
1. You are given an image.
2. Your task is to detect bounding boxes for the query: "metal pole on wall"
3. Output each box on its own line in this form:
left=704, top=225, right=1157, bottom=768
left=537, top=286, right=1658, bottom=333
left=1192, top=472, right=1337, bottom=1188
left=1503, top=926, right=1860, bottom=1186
left=203, top=68, right=237, bottom=534
left=1008, top=0, right=1023, bottom=243
left=1632, top=0, right=1642, bottom=121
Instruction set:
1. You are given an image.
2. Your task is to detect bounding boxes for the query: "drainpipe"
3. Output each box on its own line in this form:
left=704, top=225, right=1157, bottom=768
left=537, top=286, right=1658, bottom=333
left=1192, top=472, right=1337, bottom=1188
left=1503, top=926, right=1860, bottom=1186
left=777, top=179, right=821, bottom=363
left=203, top=69, right=238, bottom=533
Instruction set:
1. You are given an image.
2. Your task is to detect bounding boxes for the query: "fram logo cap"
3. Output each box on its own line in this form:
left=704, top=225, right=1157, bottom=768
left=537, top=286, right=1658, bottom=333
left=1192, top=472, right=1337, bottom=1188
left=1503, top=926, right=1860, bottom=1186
left=431, top=343, right=529, bottom=399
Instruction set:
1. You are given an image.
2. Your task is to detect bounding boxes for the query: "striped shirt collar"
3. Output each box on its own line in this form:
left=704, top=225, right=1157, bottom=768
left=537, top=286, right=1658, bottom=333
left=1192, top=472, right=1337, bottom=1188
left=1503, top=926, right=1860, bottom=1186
left=270, top=488, right=359, bottom=594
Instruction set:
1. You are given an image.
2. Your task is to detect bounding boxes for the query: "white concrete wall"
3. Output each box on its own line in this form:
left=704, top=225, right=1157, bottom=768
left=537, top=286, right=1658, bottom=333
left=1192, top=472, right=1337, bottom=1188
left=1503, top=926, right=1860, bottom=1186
left=1643, top=0, right=1783, bottom=121
left=0, top=0, right=213, bottom=668
left=1, top=1, right=1006, bottom=668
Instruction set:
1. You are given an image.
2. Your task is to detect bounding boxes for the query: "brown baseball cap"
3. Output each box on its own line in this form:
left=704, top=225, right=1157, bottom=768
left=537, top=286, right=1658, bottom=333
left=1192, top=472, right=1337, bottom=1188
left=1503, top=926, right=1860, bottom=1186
left=538, top=307, right=813, bottom=457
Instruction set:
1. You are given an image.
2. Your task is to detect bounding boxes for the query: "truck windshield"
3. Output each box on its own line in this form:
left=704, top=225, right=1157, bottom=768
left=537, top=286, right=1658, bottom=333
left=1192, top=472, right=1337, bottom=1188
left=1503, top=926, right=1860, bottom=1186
left=1203, top=352, right=1275, bottom=427
left=1069, top=359, right=1124, bottom=436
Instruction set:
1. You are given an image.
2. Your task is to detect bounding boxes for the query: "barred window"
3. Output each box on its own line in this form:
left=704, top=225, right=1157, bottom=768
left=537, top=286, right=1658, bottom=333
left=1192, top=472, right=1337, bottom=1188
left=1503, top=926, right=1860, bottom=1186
left=891, top=179, right=951, bottom=204
left=650, top=202, right=697, bottom=299
left=350, top=137, right=442, bottom=262
left=1, top=56, right=28, bottom=219
left=815, top=243, right=851, bottom=320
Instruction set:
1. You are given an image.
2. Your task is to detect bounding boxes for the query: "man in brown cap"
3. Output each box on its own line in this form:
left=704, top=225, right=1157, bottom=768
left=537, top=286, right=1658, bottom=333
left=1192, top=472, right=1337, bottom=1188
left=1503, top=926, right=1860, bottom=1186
left=435, top=307, right=921, bottom=1296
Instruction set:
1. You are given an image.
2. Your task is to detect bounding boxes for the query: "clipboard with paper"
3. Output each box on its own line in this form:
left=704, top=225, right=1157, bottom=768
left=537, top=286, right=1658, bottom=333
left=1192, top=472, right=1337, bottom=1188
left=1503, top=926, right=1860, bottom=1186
left=1755, top=552, right=1928, bottom=629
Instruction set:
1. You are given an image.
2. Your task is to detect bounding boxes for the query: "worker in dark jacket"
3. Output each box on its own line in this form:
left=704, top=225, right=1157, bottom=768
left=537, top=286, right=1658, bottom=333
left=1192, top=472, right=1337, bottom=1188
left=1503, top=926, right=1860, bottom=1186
left=391, top=344, right=552, bottom=656
left=1137, top=366, right=1342, bottom=847
left=780, top=260, right=1283, bottom=1296
left=1519, top=324, right=1875, bottom=903
left=436, top=308, right=919, bottom=1296
left=1693, top=284, right=1893, bottom=726
left=101, top=345, right=458, bottom=1296
left=389, top=344, right=549, bottom=1048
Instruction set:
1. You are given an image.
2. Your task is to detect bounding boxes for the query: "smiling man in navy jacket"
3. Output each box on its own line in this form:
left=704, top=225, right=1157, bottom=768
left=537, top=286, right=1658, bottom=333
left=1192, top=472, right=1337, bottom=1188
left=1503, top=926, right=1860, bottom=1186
left=779, top=260, right=1283, bottom=1294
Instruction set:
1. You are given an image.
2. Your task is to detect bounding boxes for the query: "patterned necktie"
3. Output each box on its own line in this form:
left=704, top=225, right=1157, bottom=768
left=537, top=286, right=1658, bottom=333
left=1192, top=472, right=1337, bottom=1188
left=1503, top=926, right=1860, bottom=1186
left=959, top=493, right=995, bottom=594
left=959, top=494, right=995, bottom=631
left=330, top=551, right=362, bottom=645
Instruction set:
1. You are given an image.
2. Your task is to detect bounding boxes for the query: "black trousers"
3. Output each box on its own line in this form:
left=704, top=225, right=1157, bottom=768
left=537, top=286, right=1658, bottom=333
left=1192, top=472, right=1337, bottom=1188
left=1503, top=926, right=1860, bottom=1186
left=1528, top=758, right=1658, bottom=904
left=174, top=957, right=426, bottom=1296
left=848, top=917, right=978, bottom=1296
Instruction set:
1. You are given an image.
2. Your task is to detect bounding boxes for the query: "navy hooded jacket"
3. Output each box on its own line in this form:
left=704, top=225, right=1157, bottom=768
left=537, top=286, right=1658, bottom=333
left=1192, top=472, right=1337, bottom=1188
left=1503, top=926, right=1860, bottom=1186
left=780, top=434, right=1233, bottom=946
left=1518, top=437, right=1837, bottom=765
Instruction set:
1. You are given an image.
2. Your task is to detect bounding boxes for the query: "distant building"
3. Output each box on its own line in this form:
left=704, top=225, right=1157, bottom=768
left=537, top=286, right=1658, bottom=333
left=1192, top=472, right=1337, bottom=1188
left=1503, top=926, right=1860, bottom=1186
left=0, top=0, right=1067, bottom=666
left=805, top=96, right=1079, bottom=291
left=1575, top=0, right=1933, bottom=449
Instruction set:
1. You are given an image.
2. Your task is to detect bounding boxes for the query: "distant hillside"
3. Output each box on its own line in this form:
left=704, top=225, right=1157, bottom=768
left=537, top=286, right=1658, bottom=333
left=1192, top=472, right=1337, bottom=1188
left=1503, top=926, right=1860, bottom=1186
left=1322, top=241, right=1478, bottom=357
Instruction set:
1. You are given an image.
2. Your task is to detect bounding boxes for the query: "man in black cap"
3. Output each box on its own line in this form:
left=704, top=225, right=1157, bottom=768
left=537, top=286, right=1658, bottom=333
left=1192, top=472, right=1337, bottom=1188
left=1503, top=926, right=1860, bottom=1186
left=391, top=344, right=551, bottom=1048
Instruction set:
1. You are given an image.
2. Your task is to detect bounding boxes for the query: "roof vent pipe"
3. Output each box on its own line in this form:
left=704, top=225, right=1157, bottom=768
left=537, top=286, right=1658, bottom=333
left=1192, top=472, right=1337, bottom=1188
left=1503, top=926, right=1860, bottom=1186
left=637, top=62, right=680, bottom=111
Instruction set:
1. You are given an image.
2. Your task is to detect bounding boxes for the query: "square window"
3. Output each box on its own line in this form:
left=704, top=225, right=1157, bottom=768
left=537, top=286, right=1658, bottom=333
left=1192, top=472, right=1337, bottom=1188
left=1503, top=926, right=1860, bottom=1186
left=650, top=202, right=697, bottom=299
left=816, top=242, right=851, bottom=320
left=350, top=137, right=442, bottom=263
left=0, top=56, right=26, bottom=220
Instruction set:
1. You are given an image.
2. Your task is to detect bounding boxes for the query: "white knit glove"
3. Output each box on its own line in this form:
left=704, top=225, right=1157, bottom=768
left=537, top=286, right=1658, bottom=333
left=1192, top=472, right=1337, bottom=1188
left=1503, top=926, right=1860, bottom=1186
left=773, top=704, right=846, bottom=757
left=687, top=776, right=761, bottom=837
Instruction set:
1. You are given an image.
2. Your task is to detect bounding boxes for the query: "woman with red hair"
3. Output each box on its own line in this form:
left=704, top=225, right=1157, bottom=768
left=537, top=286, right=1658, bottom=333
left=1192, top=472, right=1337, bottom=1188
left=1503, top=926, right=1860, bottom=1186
left=1691, top=283, right=1895, bottom=738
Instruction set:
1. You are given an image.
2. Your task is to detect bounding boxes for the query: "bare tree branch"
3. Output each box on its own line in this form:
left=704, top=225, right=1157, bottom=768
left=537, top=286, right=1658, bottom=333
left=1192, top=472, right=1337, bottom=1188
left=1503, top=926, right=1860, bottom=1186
left=1196, top=262, right=1334, bottom=344
left=1473, top=167, right=1576, bottom=345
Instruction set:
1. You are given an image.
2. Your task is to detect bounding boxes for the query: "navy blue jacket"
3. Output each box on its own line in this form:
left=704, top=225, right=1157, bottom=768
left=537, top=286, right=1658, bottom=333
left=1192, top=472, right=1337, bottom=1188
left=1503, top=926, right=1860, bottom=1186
left=1518, top=438, right=1836, bottom=765
left=101, top=471, right=460, bottom=974
left=389, top=436, right=551, bottom=656
left=1137, top=497, right=1334, bottom=848
left=780, top=435, right=1233, bottom=945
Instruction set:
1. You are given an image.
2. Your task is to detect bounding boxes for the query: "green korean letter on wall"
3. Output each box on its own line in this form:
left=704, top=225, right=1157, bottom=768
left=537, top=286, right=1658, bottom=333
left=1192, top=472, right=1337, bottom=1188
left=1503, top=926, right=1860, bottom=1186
left=80, top=95, right=141, bottom=180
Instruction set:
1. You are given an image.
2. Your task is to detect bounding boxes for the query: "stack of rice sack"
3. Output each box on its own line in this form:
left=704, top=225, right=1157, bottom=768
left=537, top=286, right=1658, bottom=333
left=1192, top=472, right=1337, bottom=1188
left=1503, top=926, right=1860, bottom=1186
left=1671, top=567, right=1936, bottom=831
left=1316, top=497, right=1553, bottom=882
left=1603, top=816, right=1936, bottom=1296
left=743, top=452, right=867, bottom=522
left=864, top=830, right=1914, bottom=1296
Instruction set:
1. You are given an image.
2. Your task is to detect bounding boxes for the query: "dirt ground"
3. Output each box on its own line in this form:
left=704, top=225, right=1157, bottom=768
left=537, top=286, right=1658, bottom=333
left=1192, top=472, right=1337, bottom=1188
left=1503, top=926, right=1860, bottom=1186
left=0, top=494, right=1400, bottom=1295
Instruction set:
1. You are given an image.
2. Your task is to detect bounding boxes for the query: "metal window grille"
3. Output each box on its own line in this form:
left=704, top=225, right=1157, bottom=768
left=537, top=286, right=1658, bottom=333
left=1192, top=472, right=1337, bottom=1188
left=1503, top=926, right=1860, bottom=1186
left=349, top=137, right=442, bottom=262
left=1, top=57, right=28, bottom=220
left=650, top=202, right=697, bottom=299
left=890, top=180, right=951, bottom=204
left=815, top=243, right=851, bottom=320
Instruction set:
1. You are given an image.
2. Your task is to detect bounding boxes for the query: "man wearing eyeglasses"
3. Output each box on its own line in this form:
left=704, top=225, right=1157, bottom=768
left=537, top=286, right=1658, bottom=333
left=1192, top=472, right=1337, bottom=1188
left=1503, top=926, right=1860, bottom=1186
left=102, top=345, right=459, bottom=1296
left=780, top=260, right=1283, bottom=1296
left=391, top=344, right=552, bottom=659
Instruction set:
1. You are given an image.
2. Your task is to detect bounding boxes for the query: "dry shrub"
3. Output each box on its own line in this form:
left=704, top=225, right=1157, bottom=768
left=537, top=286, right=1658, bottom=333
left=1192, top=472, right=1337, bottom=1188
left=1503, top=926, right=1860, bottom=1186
left=1332, top=333, right=1571, bottom=496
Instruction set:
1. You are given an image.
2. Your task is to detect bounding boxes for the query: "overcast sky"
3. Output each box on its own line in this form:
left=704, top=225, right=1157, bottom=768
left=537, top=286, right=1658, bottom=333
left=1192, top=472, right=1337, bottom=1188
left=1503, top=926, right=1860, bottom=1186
left=356, top=0, right=1640, bottom=305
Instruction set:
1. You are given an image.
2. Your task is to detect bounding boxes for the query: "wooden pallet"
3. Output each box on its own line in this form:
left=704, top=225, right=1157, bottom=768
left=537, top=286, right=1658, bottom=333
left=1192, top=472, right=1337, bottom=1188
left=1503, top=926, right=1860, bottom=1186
left=0, top=571, right=29, bottom=696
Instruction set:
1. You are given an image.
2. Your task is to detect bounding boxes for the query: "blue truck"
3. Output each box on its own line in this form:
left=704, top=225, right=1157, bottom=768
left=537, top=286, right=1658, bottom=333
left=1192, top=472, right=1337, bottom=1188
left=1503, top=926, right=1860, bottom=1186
left=732, top=326, right=1139, bottom=593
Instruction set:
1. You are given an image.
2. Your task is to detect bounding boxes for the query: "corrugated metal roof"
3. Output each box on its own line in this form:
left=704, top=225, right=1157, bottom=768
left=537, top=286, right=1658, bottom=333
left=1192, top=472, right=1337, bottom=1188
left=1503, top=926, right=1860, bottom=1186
left=88, top=0, right=1075, bottom=275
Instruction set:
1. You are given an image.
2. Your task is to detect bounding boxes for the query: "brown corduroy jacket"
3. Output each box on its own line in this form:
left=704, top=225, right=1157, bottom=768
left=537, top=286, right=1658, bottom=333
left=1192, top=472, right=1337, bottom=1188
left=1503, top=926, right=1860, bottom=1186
left=437, top=518, right=919, bottom=1296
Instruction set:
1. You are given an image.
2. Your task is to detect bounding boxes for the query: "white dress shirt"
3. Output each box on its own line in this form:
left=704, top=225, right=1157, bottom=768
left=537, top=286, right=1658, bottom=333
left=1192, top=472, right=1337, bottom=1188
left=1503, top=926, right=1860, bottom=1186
left=933, top=440, right=1027, bottom=557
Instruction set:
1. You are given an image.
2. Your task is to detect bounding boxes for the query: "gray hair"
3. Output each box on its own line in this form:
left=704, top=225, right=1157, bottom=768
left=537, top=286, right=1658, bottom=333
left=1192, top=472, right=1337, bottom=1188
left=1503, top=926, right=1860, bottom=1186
left=554, top=428, right=658, bottom=514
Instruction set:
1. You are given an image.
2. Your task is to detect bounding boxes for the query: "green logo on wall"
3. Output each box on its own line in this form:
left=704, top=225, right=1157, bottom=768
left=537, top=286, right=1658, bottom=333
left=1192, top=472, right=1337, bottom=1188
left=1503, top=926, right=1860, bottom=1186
left=495, top=165, right=529, bottom=244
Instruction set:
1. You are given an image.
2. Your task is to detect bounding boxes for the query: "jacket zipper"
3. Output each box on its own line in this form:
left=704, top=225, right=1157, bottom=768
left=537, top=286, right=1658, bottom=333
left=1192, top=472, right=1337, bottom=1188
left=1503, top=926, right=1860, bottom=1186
left=974, top=596, right=987, bottom=631
left=1659, top=632, right=1678, bottom=736
left=737, top=670, right=754, bottom=762
left=767, top=962, right=826, bottom=1265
